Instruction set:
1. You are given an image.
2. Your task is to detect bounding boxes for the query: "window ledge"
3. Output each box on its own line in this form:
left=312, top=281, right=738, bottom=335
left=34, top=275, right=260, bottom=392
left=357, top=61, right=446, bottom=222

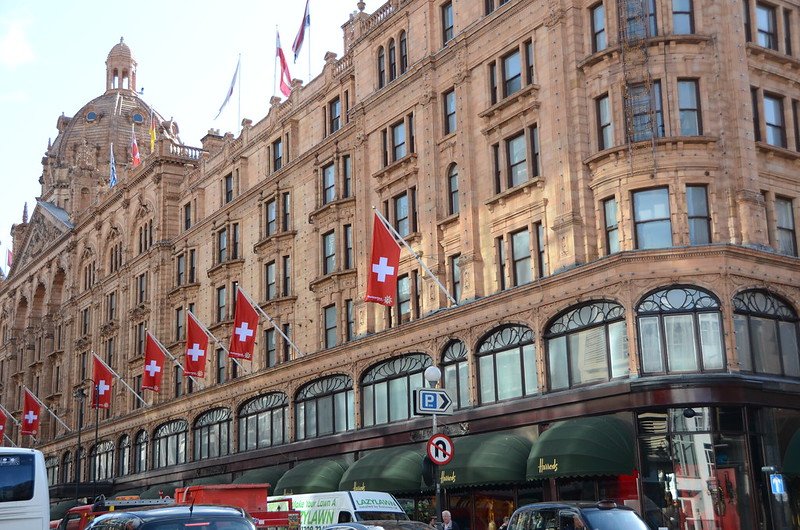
left=207, top=258, right=245, bottom=279
left=479, top=85, right=540, bottom=138
left=254, top=230, right=297, bottom=253
left=437, top=212, right=460, bottom=230
left=168, top=281, right=201, bottom=297
left=478, top=83, right=540, bottom=121
left=755, top=141, right=800, bottom=161
left=259, top=295, right=298, bottom=307
left=309, top=196, right=356, bottom=224
left=584, top=135, right=718, bottom=171
left=485, top=178, right=542, bottom=210
left=309, top=269, right=357, bottom=294
left=746, top=42, right=800, bottom=70
left=372, top=153, right=419, bottom=192
left=578, top=34, right=712, bottom=70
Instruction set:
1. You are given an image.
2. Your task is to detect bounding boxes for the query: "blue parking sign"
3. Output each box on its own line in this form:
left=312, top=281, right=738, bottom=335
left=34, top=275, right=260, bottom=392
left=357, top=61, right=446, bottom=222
left=770, top=473, right=786, bottom=495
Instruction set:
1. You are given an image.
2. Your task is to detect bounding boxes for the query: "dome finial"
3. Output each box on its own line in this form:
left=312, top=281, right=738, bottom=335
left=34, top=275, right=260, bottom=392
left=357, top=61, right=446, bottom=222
left=120, top=36, right=124, bottom=44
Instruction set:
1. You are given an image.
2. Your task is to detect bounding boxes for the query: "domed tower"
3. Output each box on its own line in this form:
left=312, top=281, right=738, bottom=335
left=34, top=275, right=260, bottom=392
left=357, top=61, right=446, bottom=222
left=37, top=38, right=181, bottom=221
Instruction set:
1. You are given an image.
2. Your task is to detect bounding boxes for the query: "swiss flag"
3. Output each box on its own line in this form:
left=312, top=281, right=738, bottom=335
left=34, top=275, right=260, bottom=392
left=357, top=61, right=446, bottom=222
left=21, top=389, right=40, bottom=436
left=91, top=354, right=114, bottom=409
left=0, top=407, right=7, bottom=444
left=185, top=312, right=209, bottom=377
left=364, top=213, right=401, bottom=306
left=229, top=288, right=259, bottom=360
left=142, top=332, right=165, bottom=392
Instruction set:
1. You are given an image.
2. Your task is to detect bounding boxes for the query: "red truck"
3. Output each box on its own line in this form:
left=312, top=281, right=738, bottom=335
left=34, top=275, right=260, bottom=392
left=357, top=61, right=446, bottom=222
left=52, top=483, right=300, bottom=530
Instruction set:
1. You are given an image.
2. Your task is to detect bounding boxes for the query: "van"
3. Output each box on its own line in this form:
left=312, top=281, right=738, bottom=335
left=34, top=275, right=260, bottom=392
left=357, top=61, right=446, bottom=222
left=508, top=500, right=648, bottom=530
left=0, top=447, right=49, bottom=530
left=267, top=491, right=408, bottom=530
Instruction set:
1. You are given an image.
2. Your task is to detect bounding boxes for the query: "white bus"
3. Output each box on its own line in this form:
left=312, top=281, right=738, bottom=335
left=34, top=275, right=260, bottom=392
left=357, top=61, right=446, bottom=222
left=0, top=447, right=49, bottom=530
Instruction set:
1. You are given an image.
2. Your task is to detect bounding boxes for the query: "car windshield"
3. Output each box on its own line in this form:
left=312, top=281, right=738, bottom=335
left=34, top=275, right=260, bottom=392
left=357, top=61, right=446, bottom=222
left=582, top=509, right=648, bottom=530
left=143, top=517, right=253, bottom=529
left=355, top=512, right=409, bottom=522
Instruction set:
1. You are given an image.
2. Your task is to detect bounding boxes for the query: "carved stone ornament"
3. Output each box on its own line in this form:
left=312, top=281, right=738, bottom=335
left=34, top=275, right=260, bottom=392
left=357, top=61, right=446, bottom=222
left=545, top=7, right=565, bottom=27
left=129, top=303, right=150, bottom=320
left=74, top=335, right=90, bottom=350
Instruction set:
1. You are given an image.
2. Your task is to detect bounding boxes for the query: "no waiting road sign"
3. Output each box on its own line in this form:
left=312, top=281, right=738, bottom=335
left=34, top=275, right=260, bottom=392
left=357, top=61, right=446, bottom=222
left=427, top=433, right=454, bottom=465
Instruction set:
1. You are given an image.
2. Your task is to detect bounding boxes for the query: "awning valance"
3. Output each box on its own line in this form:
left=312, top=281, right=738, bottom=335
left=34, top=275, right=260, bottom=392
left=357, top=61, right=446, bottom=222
left=527, top=415, right=635, bottom=480
left=274, top=459, right=348, bottom=495
left=339, top=447, right=424, bottom=493
left=437, top=433, right=532, bottom=487
left=233, top=466, right=288, bottom=489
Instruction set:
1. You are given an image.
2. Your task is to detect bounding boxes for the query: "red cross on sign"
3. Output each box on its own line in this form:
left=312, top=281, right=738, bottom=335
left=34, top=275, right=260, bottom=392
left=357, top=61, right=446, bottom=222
left=427, top=433, right=454, bottom=465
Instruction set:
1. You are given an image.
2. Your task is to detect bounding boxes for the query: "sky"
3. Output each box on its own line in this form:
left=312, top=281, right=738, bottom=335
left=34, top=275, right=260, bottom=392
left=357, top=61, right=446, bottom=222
left=0, top=0, right=375, bottom=274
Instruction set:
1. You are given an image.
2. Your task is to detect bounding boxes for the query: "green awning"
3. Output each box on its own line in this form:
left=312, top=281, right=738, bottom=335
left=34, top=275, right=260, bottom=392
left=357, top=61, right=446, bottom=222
left=437, top=433, right=532, bottom=487
left=783, top=429, right=800, bottom=475
left=50, top=499, right=82, bottom=520
left=274, top=459, right=348, bottom=495
left=187, top=474, right=232, bottom=486
left=140, top=481, right=182, bottom=499
left=527, top=416, right=635, bottom=480
left=233, top=466, right=288, bottom=488
left=339, top=447, right=424, bottom=493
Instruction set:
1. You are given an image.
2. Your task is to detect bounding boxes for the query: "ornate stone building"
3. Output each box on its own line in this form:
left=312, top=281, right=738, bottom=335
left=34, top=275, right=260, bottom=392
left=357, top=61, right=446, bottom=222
left=2, top=1, right=799, bottom=528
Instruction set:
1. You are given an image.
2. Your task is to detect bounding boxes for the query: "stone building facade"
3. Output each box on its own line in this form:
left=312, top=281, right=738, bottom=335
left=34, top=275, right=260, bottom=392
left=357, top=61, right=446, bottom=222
left=2, top=1, right=800, bottom=528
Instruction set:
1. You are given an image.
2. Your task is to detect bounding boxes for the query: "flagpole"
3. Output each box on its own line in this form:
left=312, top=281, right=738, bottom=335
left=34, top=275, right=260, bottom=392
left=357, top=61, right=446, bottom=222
left=22, top=386, right=71, bottom=432
left=307, top=0, right=311, bottom=79
left=187, top=311, right=249, bottom=375
left=92, top=353, right=147, bottom=407
left=3, top=433, right=16, bottom=447
left=150, top=332, right=205, bottom=390
left=237, top=287, right=304, bottom=358
left=237, top=53, right=242, bottom=135
left=0, top=404, right=21, bottom=426
left=274, top=26, right=279, bottom=97
left=372, top=207, right=458, bottom=306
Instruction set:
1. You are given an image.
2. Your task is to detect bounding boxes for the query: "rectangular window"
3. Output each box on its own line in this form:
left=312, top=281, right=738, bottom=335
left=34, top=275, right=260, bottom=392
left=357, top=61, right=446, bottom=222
left=322, top=163, right=336, bottom=204
left=744, top=0, right=752, bottom=41
left=525, top=40, right=534, bottom=85
left=506, top=132, right=527, bottom=187
left=625, top=0, right=658, bottom=38
left=752, top=87, right=762, bottom=141
left=400, top=32, right=408, bottom=74
left=175, top=307, right=184, bottom=341
left=231, top=223, right=240, bottom=259
left=489, top=61, right=498, bottom=105
left=217, top=228, right=227, bottom=263
left=136, top=322, right=146, bottom=355
left=443, top=89, right=456, bottom=135
left=216, top=348, right=226, bottom=385
left=323, top=231, right=336, bottom=275
left=342, top=156, right=352, bottom=198
left=217, top=286, right=227, bottom=322
left=756, top=3, right=778, bottom=50
left=265, top=329, right=277, bottom=367
left=502, top=50, right=522, bottom=97
left=530, top=124, right=541, bottom=177
left=265, top=261, right=276, bottom=300
left=672, top=0, right=694, bottom=34
left=388, top=40, right=397, bottom=81
left=329, top=97, right=341, bottom=133
left=496, top=236, right=507, bottom=290
left=511, top=229, right=532, bottom=286
left=224, top=174, right=234, bottom=203
left=392, top=121, right=406, bottom=161
left=183, top=203, right=192, bottom=230
left=174, top=369, right=183, bottom=398
left=282, top=323, right=292, bottom=362
left=324, top=305, right=337, bottom=348
left=136, top=272, right=147, bottom=304
left=346, top=300, right=355, bottom=341
left=266, top=199, right=277, bottom=235
left=633, top=188, right=673, bottom=249
left=282, top=255, right=292, bottom=296
left=687, top=185, right=711, bottom=245
left=394, top=193, right=410, bottom=237
left=785, top=9, right=793, bottom=55
left=597, top=94, right=613, bottom=149
left=591, top=3, right=607, bottom=52
left=189, top=249, right=196, bottom=283
left=107, top=291, right=117, bottom=321
left=397, top=274, right=412, bottom=323
left=604, top=197, right=620, bottom=254
left=344, top=224, right=354, bottom=269
left=535, top=222, right=547, bottom=278
left=678, top=79, right=702, bottom=135
left=764, top=93, right=786, bottom=147
left=378, top=47, right=386, bottom=88
left=627, top=80, right=664, bottom=141
left=282, top=192, right=291, bottom=231
left=492, top=143, right=501, bottom=193
left=176, top=254, right=186, bottom=286
left=272, top=138, right=283, bottom=171
left=448, top=166, right=459, bottom=215
left=794, top=99, right=800, bottom=151
left=81, top=307, right=90, bottom=335
left=442, top=1, right=454, bottom=44
left=133, top=375, right=142, bottom=409
left=450, top=254, right=462, bottom=303
left=776, top=197, right=797, bottom=256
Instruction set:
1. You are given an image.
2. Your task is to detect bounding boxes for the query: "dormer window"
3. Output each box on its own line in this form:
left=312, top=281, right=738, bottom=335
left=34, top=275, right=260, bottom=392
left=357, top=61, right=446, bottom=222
left=132, top=113, right=144, bottom=124
left=86, top=111, right=97, bottom=122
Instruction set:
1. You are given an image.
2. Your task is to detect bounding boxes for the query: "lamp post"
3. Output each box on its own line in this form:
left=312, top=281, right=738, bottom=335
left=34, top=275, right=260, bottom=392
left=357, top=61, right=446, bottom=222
left=72, top=385, right=87, bottom=502
left=424, top=365, right=442, bottom=521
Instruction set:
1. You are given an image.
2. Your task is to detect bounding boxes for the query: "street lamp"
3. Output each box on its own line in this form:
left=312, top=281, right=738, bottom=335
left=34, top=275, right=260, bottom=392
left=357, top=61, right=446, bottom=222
left=423, top=366, right=442, bottom=521
left=72, top=385, right=87, bottom=502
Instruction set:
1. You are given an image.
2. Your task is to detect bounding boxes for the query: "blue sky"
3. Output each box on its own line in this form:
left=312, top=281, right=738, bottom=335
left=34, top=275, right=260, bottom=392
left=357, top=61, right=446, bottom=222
left=0, top=0, right=373, bottom=273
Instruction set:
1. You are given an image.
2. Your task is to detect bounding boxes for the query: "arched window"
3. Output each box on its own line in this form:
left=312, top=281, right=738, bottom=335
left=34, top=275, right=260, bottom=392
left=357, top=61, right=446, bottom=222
left=546, top=301, right=628, bottom=390
left=238, top=393, right=288, bottom=452
left=153, top=419, right=187, bottom=468
left=442, top=340, right=469, bottom=409
left=90, top=440, right=114, bottom=481
left=377, top=47, right=386, bottom=88
left=477, top=325, right=537, bottom=404
left=61, top=451, right=73, bottom=484
left=193, top=408, right=231, bottom=460
left=447, top=165, right=459, bottom=215
left=399, top=31, right=408, bottom=73
left=296, top=375, right=354, bottom=440
left=733, top=290, right=800, bottom=376
left=388, top=39, right=397, bottom=81
left=133, top=430, right=148, bottom=473
left=45, top=456, right=59, bottom=486
left=637, top=286, right=724, bottom=374
left=362, top=353, right=432, bottom=426
left=117, top=435, right=131, bottom=477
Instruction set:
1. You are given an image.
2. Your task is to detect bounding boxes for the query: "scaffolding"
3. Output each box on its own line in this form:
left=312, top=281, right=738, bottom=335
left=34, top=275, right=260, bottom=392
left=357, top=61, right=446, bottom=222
left=618, top=0, right=658, bottom=176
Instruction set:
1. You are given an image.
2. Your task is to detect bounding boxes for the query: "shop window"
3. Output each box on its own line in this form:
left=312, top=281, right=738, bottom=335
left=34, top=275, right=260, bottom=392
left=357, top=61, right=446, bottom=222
left=477, top=325, right=537, bottom=404
left=238, top=393, right=287, bottom=451
left=133, top=430, right=147, bottom=473
left=733, top=290, right=800, bottom=377
left=362, top=353, right=432, bottom=427
left=117, top=435, right=130, bottom=477
left=637, top=286, right=724, bottom=374
left=441, top=340, right=470, bottom=409
left=152, top=419, right=187, bottom=468
left=193, top=408, right=231, bottom=461
left=295, top=375, right=354, bottom=440
left=89, top=441, right=114, bottom=482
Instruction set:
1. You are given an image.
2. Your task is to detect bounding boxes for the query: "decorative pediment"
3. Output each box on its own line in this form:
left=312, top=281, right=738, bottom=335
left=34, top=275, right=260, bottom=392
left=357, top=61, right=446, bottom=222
left=10, top=202, right=72, bottom=278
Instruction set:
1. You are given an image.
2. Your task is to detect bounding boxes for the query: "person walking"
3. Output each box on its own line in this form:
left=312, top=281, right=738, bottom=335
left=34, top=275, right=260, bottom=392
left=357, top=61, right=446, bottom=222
left=442, top=510, right=459, bottom=530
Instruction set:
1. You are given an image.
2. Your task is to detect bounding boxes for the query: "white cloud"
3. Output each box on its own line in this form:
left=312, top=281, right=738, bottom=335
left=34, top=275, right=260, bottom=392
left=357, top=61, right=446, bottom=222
left=0, top=20, right=35, bottom=68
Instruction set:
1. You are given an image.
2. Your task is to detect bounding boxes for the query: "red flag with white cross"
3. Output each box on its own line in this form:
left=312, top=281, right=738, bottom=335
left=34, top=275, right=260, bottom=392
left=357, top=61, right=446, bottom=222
left=229, top=288, right=259, bottom=360
left=0, top=408, right=7, bottom=444
left=185, top=312, right=209, bottom=377
left=21, top=389, right=40, bottom=436
left=364, top=212, right=401, bottom=306
left=91, top=354, right=114, bottom=409
left=142, top=332, right=165, bottom=392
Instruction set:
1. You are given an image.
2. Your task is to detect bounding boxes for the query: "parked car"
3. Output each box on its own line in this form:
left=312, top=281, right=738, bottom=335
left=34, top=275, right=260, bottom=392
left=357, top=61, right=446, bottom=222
left=84, top=504, right=256, bottom=530
left=508, top=500, right=648, bottom=530
left=323, top=521, right=434, bottom=530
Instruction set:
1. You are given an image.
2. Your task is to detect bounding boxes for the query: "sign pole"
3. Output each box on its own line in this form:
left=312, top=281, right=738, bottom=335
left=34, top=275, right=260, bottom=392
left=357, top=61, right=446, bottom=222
left=424, top=366, right=443, bottom=522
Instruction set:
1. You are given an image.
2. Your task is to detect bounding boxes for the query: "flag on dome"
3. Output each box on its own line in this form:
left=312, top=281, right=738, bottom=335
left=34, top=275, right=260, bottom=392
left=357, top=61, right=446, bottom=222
left=142, top=332, right=166, bottom=392
left=229, top=288, right=259, bottom=360
left=21, top=389, right=40, bottom=436
left=91, top=354, right=114, bottom=409
left=109, top=143, right=117, bottom=187
left=364, top=212, right=401, bottom=306
left=292, top=0, right=311, bottom=62
left=185, top=312, right=209, bottom=377
left=131, top=125, right=141, bottom=167
left=276, top=31, right=292, bottom=97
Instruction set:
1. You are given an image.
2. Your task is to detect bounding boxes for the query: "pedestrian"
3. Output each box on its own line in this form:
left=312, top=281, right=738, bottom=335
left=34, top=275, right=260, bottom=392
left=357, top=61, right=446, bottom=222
left=499, top=516, right=510, bottom=530
left=442, top=510, right=459, bottom=530
left=429, top=516, right=439, bottom=528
